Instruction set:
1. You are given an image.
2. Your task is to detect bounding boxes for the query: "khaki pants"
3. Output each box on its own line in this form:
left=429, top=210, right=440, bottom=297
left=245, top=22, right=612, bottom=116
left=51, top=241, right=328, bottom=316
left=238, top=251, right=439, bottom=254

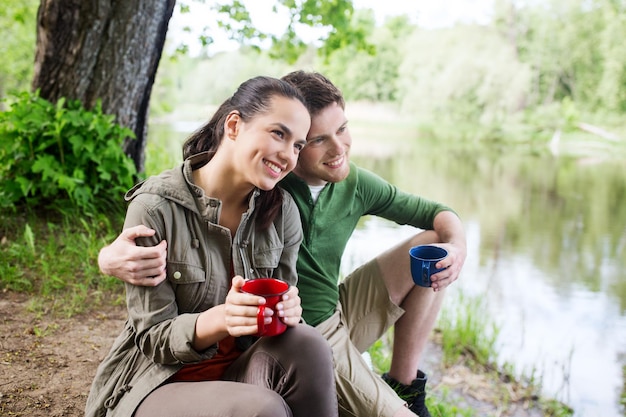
left=316, top=259, right=407, bottom=417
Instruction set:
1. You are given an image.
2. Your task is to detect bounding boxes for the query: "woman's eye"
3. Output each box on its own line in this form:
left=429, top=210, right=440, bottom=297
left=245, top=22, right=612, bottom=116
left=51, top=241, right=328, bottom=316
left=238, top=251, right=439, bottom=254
left=273, top=130, right=285, bottom=139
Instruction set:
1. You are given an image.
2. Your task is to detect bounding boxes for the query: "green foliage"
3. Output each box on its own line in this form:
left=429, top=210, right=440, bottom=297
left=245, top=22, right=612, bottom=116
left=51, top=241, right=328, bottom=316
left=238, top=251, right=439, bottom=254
left=319, top=11, right=404, bottom=102
left=539, top=397, right=575, bottom=417
left=213, top=0, right=373, bottom=64
left=152, top=0, right=626, bottom=154
left=398, top=25, right=532, bottom=127
left=502, top=0, right=626, bottom=112
left=0, top=0, right=38, bottom=102
left=152, top=49, right=292, bottom=116
left=426, top=389, right=476, bottom=417
left=0, top=91, right=138, bottom=216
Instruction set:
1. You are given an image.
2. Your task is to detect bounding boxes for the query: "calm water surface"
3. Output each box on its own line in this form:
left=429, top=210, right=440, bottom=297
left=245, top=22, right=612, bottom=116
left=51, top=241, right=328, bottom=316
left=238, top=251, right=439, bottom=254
left=150, top=121, right=626, bottom=417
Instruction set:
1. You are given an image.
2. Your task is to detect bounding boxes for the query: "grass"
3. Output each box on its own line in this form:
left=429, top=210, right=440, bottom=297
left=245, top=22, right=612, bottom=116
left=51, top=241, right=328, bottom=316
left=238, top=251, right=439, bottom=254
left=0, top=209, right=126, bottom=317
left=622, top=364, right=626, bottom=416
left=437, top=292, right=500, bottom=368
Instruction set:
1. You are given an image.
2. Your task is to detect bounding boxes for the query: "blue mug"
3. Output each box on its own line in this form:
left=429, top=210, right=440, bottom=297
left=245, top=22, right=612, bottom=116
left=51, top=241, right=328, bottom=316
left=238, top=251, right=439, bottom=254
left=409, top=245, right=448, bottom=287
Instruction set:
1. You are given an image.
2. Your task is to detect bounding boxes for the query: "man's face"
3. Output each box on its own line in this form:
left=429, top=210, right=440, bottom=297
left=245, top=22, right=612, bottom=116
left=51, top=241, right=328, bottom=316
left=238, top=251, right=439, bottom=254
left=293, top=102, right=352, bottom=186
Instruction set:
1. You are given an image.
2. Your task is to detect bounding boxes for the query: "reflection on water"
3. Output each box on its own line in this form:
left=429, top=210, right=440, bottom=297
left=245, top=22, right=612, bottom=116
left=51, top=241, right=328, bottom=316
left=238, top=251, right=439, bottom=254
left=346, top=146, right=626, bottom=417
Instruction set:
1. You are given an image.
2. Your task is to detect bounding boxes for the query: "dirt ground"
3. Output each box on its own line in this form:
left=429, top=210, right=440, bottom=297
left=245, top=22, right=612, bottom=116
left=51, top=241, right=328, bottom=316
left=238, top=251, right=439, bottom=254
left=0, top=291, right=546, bottom=417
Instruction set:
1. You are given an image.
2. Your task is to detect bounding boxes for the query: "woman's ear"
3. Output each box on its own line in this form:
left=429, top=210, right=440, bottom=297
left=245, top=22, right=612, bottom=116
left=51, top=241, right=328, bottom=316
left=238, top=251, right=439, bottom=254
left=225, top=111, right=241, bottom=140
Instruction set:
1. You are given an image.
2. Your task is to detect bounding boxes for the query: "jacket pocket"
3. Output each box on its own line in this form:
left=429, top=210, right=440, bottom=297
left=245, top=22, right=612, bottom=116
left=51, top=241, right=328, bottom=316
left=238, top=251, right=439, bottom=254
left=250, top=224, right=283, bottom=271
left=250, top=246, right=283, bottom=280
left=167, top=262, right=206, bottom=284
left=167, top=262, right=210, bottom=312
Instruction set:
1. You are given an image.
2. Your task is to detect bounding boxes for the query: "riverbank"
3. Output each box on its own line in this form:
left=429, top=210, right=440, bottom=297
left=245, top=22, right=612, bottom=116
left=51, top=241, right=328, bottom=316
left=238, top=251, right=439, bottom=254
left=0, top=290, right=559, bottom=416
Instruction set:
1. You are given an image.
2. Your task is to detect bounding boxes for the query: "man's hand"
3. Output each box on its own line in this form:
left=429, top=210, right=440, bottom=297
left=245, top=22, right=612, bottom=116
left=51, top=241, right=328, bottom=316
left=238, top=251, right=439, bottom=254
left=98, top=225, right=167, bottom=286
left=429, top=242, right=466, bottom=292
left=429, top=211, right=467, bottom=292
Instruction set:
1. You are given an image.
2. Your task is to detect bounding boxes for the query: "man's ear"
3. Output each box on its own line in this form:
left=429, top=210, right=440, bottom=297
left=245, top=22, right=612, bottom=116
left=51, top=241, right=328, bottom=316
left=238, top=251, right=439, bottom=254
left=225, top=111, right=241, bottom=140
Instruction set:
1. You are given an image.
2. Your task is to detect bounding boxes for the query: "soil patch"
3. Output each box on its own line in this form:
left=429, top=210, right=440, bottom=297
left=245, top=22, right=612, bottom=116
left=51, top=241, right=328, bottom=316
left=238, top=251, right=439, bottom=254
left=0, top=292, right=124, bottom=416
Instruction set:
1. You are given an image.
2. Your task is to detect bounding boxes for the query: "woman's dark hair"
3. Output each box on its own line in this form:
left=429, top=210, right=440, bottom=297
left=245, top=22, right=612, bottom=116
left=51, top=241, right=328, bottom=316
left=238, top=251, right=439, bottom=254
left=182, top=76, right=307, bottom=230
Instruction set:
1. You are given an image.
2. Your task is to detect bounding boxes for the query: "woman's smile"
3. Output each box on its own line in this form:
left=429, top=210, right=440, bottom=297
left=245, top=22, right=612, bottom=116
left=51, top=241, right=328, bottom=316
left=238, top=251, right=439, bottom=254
left=264, top=159, right=285, bottom=178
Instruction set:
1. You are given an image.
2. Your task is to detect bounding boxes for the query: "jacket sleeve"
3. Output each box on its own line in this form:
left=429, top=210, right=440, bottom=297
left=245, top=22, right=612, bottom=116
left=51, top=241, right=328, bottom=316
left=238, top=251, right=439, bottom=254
left=122, top=196, right=217, bottom=365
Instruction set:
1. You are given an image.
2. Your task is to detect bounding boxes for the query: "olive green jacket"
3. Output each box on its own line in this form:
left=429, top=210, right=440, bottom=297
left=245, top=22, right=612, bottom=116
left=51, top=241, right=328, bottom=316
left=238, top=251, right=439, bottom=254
left=85, top=153, right=302, bottom=417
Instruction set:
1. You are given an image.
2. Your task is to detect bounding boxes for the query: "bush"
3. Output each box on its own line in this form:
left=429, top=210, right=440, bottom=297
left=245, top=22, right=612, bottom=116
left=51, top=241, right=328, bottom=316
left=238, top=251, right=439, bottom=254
left=0, top=90, right=138, bottom=215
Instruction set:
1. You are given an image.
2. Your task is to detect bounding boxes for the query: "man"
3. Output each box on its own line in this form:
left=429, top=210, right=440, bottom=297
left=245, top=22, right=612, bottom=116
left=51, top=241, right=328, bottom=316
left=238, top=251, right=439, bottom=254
left=99, top=71, right=467, bottom=417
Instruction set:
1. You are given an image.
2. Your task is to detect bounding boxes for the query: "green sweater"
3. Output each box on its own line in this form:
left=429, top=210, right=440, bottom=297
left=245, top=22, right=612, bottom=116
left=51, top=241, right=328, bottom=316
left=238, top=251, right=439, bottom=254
left=280, top=162, right=453, bottom=326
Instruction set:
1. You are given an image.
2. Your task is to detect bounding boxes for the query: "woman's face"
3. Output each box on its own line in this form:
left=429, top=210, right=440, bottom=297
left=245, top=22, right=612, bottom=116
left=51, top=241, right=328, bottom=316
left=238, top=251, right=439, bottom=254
left=230, top=96, right=310, bottom=191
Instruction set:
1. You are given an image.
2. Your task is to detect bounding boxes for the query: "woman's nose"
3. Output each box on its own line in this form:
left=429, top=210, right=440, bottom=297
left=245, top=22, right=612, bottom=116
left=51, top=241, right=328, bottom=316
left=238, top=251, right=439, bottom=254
left=278, top=144, right=297, bottom=166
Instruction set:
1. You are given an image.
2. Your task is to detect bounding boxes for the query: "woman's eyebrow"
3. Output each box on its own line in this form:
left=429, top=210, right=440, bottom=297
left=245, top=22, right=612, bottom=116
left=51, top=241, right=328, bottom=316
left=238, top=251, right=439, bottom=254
left=272, top=122, right=292, bottom=136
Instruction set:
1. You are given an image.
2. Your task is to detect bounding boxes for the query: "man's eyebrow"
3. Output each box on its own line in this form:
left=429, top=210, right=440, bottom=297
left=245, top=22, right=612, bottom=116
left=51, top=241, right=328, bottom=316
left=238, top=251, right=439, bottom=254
left=307, top=133, right=327, bottom=142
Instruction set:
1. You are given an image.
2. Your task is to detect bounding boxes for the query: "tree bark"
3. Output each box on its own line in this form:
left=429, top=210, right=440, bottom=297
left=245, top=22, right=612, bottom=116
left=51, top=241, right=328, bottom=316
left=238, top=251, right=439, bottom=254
left=32, top=0, right=175, bottom=173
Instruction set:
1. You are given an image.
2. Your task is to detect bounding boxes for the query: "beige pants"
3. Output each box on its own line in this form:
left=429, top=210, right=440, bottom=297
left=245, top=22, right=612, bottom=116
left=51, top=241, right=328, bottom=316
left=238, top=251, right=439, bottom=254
left=316, top=259, right=407, bottom=417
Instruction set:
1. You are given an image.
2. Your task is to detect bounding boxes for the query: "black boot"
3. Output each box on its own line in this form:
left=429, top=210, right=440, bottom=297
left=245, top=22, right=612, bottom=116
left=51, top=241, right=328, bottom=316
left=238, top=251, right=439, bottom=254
left=382, top=370, right=432, bottom=417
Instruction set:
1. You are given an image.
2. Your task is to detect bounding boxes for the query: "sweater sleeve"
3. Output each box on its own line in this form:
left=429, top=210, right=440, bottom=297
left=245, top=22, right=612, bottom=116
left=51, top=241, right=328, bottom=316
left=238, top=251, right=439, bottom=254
left=356, top=166, right=456, bottom=230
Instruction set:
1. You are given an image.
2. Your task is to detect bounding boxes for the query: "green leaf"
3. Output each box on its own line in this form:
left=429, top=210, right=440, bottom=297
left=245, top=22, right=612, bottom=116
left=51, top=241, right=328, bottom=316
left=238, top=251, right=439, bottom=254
left=24, top=223, right=35, bottom=255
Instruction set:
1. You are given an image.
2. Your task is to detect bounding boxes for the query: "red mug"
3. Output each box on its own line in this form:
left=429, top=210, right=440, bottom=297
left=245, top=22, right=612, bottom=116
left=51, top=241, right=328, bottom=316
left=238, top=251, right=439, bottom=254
left=241, top=278, right=290, bottom=337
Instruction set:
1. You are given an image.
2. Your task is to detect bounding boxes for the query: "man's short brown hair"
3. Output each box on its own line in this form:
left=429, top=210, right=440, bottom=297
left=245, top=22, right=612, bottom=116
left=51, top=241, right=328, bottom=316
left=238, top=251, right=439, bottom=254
left=282, top=70, right=345, bottom=116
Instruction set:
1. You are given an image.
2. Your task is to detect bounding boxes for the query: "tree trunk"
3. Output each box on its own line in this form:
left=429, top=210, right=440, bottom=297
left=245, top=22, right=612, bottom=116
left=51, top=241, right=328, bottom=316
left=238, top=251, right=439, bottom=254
left=32, top=0, right=175, bottom=173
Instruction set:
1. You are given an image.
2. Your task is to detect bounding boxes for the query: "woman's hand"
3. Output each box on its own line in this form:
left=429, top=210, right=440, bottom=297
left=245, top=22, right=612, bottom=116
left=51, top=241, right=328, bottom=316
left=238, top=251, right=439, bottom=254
left=223, top=276, right=268, bottom=337
left=276, top=285, right=302, bottom=326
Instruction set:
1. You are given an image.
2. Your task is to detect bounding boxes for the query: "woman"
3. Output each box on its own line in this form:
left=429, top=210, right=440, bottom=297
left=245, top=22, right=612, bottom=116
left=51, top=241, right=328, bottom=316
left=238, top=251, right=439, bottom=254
left=85, top=76, right=338, bottom=417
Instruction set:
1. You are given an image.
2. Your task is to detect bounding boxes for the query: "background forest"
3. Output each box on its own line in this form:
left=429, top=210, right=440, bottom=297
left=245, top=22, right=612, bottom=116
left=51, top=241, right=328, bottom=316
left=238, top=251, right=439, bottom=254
left=3, top=0, right=626, bottom=158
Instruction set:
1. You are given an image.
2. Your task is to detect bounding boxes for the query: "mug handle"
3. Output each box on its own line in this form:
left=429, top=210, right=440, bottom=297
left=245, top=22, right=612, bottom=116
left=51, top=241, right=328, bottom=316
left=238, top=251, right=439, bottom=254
left=257, top=305, right=266, bottom=336
left=422, top=261, right=431, bottom=286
